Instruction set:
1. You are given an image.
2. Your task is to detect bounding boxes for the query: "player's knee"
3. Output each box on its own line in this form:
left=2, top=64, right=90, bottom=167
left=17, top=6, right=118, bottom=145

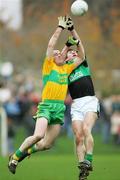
left=38, top=140, right=52, bottom=150
left=41, top=142, right=52, bottom=150
left=44, top=144, right=52, bottom=150
left=75, top=131, right=84, bottom=145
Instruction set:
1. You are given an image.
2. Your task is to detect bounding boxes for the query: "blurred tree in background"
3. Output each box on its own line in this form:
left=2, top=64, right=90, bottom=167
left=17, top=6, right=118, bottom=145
left=0, top=0, right=120, bottom=94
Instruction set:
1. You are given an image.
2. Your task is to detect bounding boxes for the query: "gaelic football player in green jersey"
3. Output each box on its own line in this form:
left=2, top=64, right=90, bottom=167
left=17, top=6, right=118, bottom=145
left=65, top=17, right=100, bottom=180
left=8, top=16, right=85, bottom=175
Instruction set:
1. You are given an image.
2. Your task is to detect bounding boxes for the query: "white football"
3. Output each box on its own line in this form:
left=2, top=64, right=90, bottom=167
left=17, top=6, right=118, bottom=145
left=71, top=0, right=88, bottom=16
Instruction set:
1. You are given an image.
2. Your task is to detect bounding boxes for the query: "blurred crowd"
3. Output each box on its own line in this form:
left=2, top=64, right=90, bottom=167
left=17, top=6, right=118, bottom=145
left=0, top=72, right=120, bottom=154
left=101, top=94, right=120, bottom=145
left=0, top=72, right=40, bottom=154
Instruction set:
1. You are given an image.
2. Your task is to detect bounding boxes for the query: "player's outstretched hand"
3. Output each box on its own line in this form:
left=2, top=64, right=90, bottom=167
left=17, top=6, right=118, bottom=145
left=66, top=36, right=79, bottom=47
left=58, top=16, right=68, bottom=30
left=66, top=17, right=74, bottom=31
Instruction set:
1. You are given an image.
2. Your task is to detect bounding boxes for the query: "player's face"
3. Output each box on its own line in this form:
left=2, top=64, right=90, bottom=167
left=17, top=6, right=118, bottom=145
left=53, top=50, right=63, bottom=65
left=67, top=50, right=78, bottom=59
left=53, top=50, right=61, bottom=57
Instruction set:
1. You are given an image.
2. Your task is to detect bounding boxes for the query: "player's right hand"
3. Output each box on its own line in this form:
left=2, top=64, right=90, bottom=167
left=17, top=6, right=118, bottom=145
left=58, top=16, right=68, bottom=29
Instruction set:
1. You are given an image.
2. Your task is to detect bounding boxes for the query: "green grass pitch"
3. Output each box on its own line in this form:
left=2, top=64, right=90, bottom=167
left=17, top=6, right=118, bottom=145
left=1, top=154, right=120, bottom=180
left=1, top=132, right=120, bottom=180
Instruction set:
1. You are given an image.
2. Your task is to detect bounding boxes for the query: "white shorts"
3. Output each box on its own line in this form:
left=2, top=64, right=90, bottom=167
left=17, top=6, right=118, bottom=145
left=71, top=96, right=100, bottom=122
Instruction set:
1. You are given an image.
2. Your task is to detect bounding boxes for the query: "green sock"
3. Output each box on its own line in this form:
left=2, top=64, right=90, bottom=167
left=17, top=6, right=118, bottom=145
left=28, top=144, right=37, bottom=154
left=85, top=153, right=93, bottom=162
left=13, top=149, right=24, bottom=160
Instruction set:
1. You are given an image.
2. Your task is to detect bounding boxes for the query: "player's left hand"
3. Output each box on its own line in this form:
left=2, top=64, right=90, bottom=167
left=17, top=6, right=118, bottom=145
left=66, top=17, right=74, bottom=31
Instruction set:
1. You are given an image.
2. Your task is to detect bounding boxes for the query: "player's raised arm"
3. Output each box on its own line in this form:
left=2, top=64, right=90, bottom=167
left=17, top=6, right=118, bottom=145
left=46, top=16, right=67, bottom=58
left=66, top=17, right=85, bottom=60
left=65, top=36, right=84, bottom=68
left=71, top=29, right=85, bottom=60
left=61, top=45, right=70, bottom=62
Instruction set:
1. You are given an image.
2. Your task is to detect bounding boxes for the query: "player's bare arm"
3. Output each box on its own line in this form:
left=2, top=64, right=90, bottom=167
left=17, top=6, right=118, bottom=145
left=46, top=16, right=68, bottom=59
left=61, top=45, right=70, bottom=62
left=46, top=27, right=63, bottom=58
left=66, top=16, right=85, bottom=59
left=71, top=29, right=85, bottom=59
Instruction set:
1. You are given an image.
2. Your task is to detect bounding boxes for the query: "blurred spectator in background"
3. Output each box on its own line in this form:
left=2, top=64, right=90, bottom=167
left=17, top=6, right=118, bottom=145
left=17, top=87, right=35, bottom=136
left=0, top=79, right=11, bottom=104
left=4, top=94, right=20, bottom=154
left=99, top=99, right=111, bottom=144
left=0, top=78, right=13, bottom=154
left=111, top=95, right=120, bottom=145
left=0, top=74, right=38, bottom=154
